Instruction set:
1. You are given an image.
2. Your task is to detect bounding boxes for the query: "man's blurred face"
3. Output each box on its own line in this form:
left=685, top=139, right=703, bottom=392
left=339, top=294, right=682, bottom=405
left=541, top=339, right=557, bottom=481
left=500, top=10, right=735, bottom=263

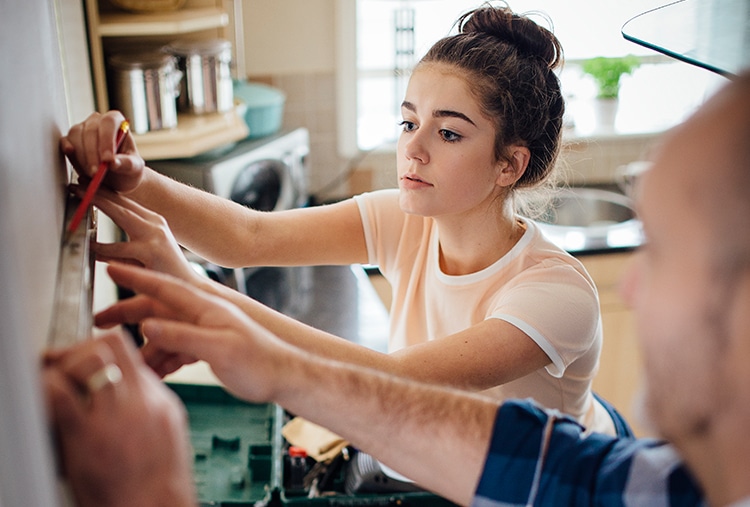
left=619, top=113, right=730, bottom=443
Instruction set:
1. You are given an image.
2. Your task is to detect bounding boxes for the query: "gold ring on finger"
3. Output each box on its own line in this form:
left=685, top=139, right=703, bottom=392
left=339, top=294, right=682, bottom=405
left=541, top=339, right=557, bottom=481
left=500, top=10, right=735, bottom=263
left=86, top=363, right=123, bottom=393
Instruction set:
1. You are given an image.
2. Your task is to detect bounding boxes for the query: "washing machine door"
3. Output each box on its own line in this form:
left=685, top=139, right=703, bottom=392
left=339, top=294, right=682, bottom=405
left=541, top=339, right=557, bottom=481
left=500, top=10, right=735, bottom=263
left=230, top=159, right=293, bottom=211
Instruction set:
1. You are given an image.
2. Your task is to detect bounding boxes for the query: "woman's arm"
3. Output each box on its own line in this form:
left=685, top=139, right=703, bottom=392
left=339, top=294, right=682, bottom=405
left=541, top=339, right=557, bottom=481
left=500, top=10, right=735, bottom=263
left=206, top=282, right=550, bottom=390
left=90, top=189, right=550, bottom=390
left=62, top=111, right=368, bottom=268
left=128, top=168, right=369, bottom=268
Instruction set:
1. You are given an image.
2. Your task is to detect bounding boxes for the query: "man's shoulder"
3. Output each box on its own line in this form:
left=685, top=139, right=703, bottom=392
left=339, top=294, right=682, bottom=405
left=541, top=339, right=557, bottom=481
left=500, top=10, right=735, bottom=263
left=473, top=400, right=705, bottom=507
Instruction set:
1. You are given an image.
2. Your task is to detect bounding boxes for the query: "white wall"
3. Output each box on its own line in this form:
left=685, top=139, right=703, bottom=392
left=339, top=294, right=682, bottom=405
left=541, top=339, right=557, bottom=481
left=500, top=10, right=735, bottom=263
left=243, top=0, right=336, bottom=77
left=0, top=0, right=94, bottom=504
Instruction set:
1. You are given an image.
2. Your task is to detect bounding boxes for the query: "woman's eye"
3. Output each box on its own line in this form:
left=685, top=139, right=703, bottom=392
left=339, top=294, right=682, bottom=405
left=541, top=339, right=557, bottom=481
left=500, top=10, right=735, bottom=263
left=440, top=129, right=461, bottom=142
left=399, top=120, right=416, bottom=132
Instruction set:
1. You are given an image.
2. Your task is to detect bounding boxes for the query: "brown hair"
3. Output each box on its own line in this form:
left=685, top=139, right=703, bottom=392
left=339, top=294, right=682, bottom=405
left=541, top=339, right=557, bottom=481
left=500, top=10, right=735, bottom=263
left=418, top=2, right=564, bottom=190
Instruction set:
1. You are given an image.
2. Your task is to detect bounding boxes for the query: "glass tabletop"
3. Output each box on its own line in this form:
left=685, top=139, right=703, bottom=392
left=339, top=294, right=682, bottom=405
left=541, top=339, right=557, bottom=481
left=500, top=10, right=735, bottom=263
left=622, top=0, right=750, bottom=77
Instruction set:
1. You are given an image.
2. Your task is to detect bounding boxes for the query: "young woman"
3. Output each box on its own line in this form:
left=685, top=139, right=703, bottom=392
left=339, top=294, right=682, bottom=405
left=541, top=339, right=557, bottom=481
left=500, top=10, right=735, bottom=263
left=62, top=4, right=618, bottom=434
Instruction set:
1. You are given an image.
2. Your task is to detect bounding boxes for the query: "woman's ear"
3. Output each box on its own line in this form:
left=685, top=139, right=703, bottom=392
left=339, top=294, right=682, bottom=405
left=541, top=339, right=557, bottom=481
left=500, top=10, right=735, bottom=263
left=496, top=145, right=530, bottom=187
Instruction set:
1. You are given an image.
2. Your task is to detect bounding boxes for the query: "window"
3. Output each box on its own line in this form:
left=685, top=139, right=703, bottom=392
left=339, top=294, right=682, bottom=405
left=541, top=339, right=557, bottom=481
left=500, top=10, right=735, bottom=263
left=338, top=0, right=722, bottom=155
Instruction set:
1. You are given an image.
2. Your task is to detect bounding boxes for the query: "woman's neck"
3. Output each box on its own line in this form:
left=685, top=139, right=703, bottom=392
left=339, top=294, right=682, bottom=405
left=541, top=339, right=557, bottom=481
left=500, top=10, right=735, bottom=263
left=435, top=210, right=524, bottom=276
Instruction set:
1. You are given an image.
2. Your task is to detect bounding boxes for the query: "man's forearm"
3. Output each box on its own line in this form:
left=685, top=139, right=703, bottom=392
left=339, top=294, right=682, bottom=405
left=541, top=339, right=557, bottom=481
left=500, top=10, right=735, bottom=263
left=272, top=348, right=498, bottom=506
left=201, top=277, right=398, bottom=368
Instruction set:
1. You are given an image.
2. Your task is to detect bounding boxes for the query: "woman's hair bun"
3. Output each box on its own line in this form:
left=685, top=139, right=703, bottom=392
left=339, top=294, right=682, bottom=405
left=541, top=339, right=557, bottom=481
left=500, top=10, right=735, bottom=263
left=420, top=2, right=566, bottom=191
left=457, top=3, right=562, bottom=70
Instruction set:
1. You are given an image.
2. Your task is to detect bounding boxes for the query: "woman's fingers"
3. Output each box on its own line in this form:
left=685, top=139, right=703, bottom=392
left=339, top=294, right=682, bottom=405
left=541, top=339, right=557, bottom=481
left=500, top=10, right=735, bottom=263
left=70, top=185, right=150, bottom=236
left=73, top=188, right=195, bottom=279
left=91, top=186, right=161, bottom=225
left=78, top=110, right=124, bottom=173
left=61, top=111, right=144, bottom=192
left=96, top=112, right=127, bottom=163
left=91, top=246, right=145, bottom=268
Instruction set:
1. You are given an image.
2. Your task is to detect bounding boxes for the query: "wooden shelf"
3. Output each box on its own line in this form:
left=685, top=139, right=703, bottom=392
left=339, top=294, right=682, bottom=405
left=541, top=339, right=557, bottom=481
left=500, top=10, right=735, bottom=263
left=98, top=7, right=228, bottom=37
left=85, top=0, right=241, bottom=158
left=137, top=108, right=249, bottom=161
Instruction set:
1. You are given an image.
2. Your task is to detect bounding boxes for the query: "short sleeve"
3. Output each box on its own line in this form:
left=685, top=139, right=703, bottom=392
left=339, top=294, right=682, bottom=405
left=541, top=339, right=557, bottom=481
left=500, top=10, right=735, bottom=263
left=473, top=400, right=703, bottom=507
left=353, top=189, right=414, bottom=275
left=489, top=260, right=601, bottom=377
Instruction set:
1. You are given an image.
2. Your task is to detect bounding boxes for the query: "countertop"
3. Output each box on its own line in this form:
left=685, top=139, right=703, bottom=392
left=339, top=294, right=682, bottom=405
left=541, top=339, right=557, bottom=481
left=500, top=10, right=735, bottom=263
left=167, top=264, right=390, bottom=385
left=246, top=264, right=390, bottom=352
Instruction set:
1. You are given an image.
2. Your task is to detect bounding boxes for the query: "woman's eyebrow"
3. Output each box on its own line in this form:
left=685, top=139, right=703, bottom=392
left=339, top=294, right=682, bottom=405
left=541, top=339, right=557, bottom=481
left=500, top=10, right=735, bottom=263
left=401, top=100, right=417, bottom=113
left=401, top=101, right=477, bottom=127
left=434, top=109, right=476, bottom=126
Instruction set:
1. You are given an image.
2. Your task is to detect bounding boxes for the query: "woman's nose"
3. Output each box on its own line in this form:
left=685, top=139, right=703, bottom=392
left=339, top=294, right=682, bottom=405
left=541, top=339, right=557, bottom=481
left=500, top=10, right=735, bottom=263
left=401, top=129, right=429, bottom=164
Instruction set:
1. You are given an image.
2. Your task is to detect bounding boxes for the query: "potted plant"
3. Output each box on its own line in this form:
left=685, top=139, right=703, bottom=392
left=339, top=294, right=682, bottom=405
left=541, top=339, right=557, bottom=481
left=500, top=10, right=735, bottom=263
left=582, top=55, right=640, bottom=99
left=581, top=55, right=640, bottom=130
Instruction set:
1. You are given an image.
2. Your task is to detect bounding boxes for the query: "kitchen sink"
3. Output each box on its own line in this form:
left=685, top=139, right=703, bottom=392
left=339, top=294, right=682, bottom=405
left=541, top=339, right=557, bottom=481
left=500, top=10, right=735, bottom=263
left=531, top=187, right=644, bottom=253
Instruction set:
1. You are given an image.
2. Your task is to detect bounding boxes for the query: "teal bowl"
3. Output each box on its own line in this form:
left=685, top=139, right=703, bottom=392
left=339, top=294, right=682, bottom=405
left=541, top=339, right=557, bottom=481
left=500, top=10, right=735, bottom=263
left=232, top=80, right=286, bottom=139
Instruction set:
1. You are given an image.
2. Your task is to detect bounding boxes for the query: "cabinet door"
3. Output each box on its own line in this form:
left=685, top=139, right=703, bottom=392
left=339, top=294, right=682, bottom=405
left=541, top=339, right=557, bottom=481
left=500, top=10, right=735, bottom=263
left=580, top=252, right=652, bottom=437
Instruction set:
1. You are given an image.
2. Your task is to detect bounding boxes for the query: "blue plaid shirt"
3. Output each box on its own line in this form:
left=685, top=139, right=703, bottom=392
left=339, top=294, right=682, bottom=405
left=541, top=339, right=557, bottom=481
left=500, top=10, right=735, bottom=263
left=472, top=400, right=706, bottom=507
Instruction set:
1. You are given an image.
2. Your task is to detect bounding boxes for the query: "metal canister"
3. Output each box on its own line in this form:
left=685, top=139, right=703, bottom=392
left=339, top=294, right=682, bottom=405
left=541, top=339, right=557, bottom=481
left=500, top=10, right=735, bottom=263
left=164, top=38, right=234, bottom=114
left=108, top=51, right=182, bottom=134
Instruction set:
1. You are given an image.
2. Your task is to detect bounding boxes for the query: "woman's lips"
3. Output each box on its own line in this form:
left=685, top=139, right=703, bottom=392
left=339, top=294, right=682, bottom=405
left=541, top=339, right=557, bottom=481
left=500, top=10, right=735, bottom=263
left=400, top=174, right=433, bottom=189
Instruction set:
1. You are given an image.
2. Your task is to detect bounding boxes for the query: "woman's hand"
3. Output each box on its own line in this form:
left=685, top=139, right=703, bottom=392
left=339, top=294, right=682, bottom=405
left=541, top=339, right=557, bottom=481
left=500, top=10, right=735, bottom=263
left=86, top=189, right=233, bottom=377
left=60, top=111, right=145, bottom=194
left=78, top=186, right=200, bottom=284
left=42, top=331, right=196, bottom=507
left=98, top=263, right=291, bottom=403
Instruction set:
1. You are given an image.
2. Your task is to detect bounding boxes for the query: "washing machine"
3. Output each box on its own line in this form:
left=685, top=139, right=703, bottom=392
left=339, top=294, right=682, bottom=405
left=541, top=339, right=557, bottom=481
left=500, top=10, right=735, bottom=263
left=148, top=128, right=312, bottom=313
left=149, top=127, right=309, bottom=211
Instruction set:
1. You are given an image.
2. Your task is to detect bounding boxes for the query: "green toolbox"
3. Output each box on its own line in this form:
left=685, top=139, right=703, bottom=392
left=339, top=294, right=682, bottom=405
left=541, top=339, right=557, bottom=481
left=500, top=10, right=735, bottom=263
left=168, top=382, right=459, bottom=507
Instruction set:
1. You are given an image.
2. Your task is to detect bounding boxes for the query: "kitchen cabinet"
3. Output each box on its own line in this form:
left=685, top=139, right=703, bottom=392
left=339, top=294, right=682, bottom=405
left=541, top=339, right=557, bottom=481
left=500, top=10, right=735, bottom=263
left=84, top=0, right=248, bottom=160
left=579, top=251, right=650, bottom=436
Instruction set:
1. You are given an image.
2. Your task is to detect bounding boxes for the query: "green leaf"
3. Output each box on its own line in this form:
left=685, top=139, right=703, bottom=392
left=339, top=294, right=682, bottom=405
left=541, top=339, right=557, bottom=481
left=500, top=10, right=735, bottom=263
left=581, top=55, right=641, bottom=99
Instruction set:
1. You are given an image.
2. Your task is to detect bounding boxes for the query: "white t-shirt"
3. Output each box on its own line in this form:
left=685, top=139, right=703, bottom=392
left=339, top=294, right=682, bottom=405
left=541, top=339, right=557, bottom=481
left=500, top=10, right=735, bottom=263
left=355, top=189, right=613, bottom=433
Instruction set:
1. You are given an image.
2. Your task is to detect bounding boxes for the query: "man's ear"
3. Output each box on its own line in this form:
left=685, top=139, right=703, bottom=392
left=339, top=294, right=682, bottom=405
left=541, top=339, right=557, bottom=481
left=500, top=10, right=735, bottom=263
left=496, top=145, right=530, bottom=187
